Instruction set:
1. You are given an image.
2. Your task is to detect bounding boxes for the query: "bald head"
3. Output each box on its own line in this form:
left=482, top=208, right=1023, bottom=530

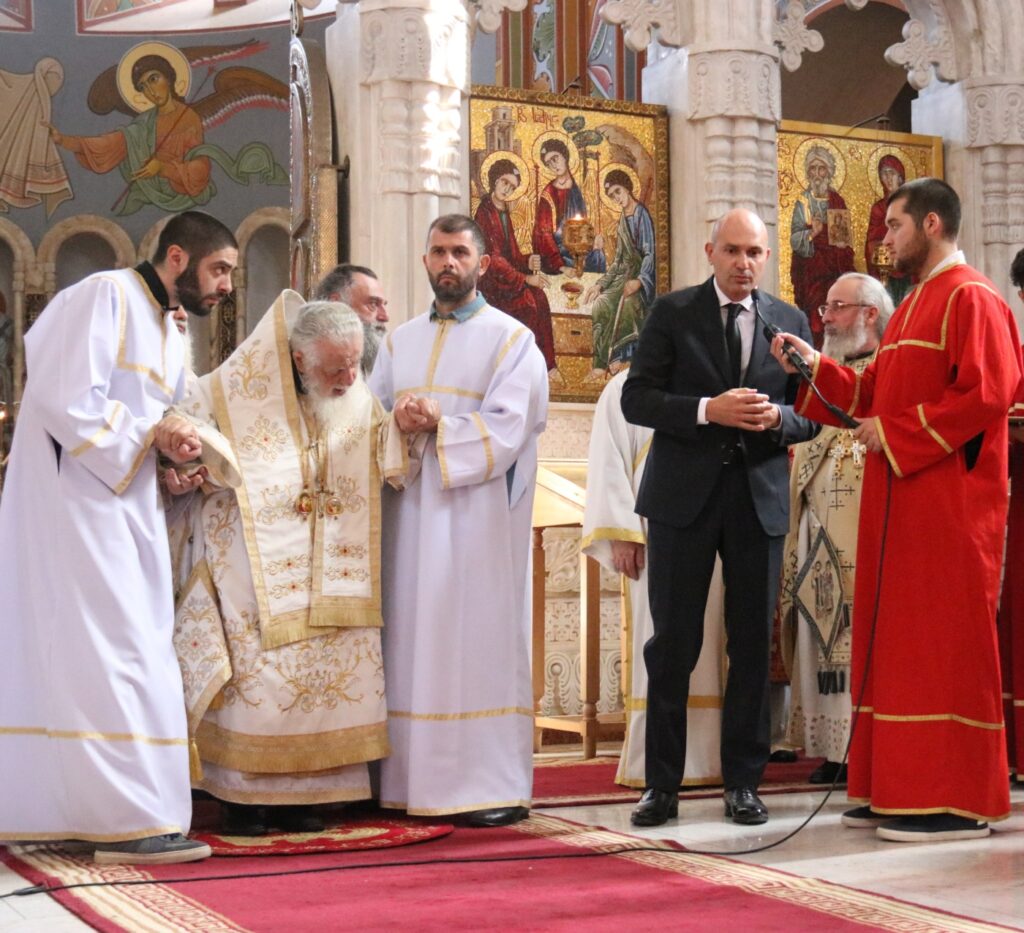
left=705, top=209, right=771, bottom=302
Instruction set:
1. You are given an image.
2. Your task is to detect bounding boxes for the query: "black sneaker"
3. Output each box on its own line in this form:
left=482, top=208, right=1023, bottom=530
left=840, top=805, right=888, bottom=828
left=876, top=814, right=990, bottom=842
left=93, top=833, right=211, bottom=865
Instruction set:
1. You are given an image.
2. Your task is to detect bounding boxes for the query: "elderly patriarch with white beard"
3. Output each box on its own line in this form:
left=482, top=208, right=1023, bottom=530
left=779, top=272, right=892, bottom=786
left=165, top=297, right=412, bottom=836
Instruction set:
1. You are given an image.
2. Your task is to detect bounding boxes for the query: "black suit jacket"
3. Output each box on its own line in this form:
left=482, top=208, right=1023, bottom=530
left=620, top=277, right=817, bottom=537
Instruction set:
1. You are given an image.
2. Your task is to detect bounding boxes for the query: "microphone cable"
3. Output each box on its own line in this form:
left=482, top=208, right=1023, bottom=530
left=1, top=336, right=898, bottom=897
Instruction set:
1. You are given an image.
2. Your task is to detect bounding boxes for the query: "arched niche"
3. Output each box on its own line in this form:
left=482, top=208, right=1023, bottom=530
left=37, top=215, right=135, bottom=297
left=54, top=233, right=118, bottom=292
left=232, top=206, right=290, bottom=341
left=0, top=218, right=38, bottom=409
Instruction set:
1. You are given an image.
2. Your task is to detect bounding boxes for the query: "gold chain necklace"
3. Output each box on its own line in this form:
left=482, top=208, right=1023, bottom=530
left=295, top=399, right=344, bottom=520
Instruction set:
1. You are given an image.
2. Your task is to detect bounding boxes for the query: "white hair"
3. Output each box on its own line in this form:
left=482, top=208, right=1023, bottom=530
left=834, top=272, right=894, bottom=338
left=289, top=301, right=364, bottom=361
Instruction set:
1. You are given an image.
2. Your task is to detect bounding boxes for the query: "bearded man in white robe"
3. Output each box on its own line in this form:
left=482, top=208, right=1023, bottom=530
left=582, top=370, right=727, bottom=789
left=169, top=298, right=407, bottom=835
left=780, top=272, right=892, bottom=784
left=369, top=214, right=548, bottom=827
left=0, top=211, right=237, bottom=864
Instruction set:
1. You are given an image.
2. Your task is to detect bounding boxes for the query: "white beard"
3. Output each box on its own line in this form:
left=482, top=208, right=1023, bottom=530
left=822, top=316, right=870, bottom=362
left=810, top=176, right=831, bottom=199
left=302, top=376, right=361, bottom=432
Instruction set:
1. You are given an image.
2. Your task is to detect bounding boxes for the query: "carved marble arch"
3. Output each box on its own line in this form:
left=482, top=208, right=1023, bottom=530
left=289, top=36, right=337, bottom=299
left=773, top=0, right=1022, bottom=90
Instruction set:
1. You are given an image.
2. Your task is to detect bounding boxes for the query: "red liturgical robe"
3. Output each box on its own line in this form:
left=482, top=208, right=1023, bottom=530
left=998, top=390, right=1024, bottom=775
left=796, top=260, right=1023, bottom=821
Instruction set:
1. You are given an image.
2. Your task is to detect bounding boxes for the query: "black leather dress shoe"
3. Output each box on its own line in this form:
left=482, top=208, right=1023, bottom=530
left=723, top=787, right=768, bottom=825
left=808, top=760, right=847, bottom=785
left=631, top=788, right=678, bottom=827
left=463, top=806, right=529, bottom=828
left=271, top=806, right=325, bottom=833
left=221, top=803, right=268, bottom=836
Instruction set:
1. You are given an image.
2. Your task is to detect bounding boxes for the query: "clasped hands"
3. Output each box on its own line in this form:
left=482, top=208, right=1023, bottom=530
left=706, top=388, right=780, bottom=431
left=154, top=414, right=207, bottom=495
left=394, top=394, right=441, bottom=435
left=768, top=331, right=881, bottom=452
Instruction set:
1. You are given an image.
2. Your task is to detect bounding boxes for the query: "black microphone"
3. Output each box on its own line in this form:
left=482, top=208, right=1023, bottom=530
left=751, top=288, right=814, bottom=382
left=751, top=288, right=858, bottom=429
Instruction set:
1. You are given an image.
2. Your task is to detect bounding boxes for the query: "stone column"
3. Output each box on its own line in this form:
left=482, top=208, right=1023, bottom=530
left=602, top=2, right=781, bottom=290
left=962, top=79, right=1024, bottom=318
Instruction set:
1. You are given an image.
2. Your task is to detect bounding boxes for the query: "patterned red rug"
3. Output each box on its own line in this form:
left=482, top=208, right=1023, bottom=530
left=1, top=813, right=1010, bottom=933
left=191, top=816, right=453, bottom=856
left=532, top=755, right=824, bottom=808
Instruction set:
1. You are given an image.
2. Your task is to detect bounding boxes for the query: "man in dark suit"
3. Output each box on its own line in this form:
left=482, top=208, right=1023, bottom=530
left=621, top=208, right=816, bottom=827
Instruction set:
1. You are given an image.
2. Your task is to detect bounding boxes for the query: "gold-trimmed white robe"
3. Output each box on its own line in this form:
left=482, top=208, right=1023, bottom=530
left=581, top=371, right=726, bottom=788
left=369, top=303, right=548, bottom=815
left=0, top=269, right=192, bottom=842
left=172, top=292, right=392, bottom=805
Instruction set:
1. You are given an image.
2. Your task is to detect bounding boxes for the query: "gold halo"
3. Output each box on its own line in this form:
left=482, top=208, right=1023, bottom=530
left=532, top=131, right=580, bottom=179
left=794, top=137, right=846, bottom=192
left=116, top=41, right=191, bottom=113
left=866, top=145, right=915, bottom=200
left=479, top=150, right=531, bottom=202
left=598, top=163, right=642, bottom=211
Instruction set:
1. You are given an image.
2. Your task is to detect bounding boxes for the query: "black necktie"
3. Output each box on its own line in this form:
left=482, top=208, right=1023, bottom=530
left=725, top=303, right=742, bottom=386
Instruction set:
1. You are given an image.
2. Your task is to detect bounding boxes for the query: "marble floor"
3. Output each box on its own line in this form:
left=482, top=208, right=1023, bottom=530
left=4, top=750, right=1024, bottom=931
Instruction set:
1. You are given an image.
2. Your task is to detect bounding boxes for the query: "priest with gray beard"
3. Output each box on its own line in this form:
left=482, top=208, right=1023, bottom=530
left=313, top=263, right=390, bottom=374
left=779, top=272, right=893, bottom=786
left=164, top=296, right=414, bottom=837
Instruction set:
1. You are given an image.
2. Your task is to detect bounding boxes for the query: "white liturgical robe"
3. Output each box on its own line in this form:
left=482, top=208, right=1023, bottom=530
left=0, top=269, right=192, bottom=842
left=369, top=298, right=548, bottom=815
left=581, top=371, right=726, bottom=788
left=171, top=292, right=394, bottom=804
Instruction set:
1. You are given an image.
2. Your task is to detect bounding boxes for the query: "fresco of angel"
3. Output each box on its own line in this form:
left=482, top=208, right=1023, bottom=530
left=44, top=39, right=288, bottom=215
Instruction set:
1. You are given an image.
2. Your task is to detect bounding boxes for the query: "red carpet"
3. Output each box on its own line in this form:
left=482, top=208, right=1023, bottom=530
left=2, top=813, right=1009, bottom=933
left=532, top=755, right=824, bottom=808
left=192, top=816, right=453, bottom=856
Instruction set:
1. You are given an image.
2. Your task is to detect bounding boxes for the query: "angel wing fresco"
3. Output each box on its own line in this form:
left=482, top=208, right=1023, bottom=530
left=48, top=39, right=290, bottom=215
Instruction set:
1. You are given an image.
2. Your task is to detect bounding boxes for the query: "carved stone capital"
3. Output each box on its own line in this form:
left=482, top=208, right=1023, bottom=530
left=773, top=0, right=823, bottom=74
left=966, top=80, right=1024, bottom=148
left=469, top=0, right=527, bottom=34
left=688, top=51, right=780, bottom=124
left=601, top=0, right=687, bottom=54
left=884, top=17, right=956, bottom=91
left=361, top=4, right=469, bottom=90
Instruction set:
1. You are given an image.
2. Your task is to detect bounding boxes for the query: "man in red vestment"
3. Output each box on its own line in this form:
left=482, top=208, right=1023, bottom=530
left=475, top=157, right=557, bottom=373
left=771, top=178, right=1023, bottom=842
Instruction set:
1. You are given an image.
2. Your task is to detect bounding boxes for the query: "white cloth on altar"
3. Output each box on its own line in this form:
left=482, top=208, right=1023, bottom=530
left=0, top=269, right=192, bottom=842
left=171, top=294, right=392, bottom=804
left=369, top=303, right=548, bottom=815
left=581, top=371, right=725, bottom=788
